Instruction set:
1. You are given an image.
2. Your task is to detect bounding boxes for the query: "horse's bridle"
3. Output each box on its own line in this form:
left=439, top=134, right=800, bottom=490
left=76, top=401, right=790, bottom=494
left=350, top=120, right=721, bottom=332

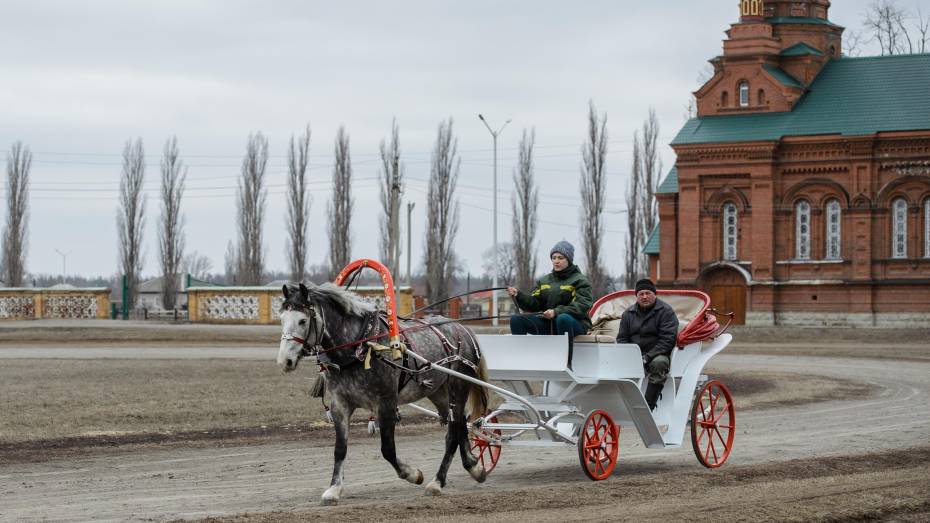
left=280, top=304, right=328, bottom=359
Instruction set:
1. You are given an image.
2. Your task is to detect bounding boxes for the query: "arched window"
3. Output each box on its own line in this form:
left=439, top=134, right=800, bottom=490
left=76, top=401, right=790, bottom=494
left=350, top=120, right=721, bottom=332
left=892, top=198, right=908, bottom=259
left=925, top=199, right=930, bottom=258
left=723, top=202, right=738, bottom=261
left=795, top=200, right=811, bottom=260
left=758, top=89, right=766, bottom=105
left=721, top=91, right=729, bottom=107
left=825, top=199, right=841, bottom=260
left=739, top=81, right=750, bottom=107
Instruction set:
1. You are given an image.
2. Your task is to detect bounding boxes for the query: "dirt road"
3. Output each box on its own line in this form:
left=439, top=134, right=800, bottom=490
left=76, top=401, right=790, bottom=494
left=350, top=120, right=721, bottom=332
left=2, top=351, right=929, bottom=522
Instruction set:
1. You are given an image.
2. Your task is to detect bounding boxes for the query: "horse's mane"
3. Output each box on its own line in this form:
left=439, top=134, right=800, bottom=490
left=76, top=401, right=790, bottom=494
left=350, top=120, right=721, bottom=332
left=283, top=282, right=374, bottom=318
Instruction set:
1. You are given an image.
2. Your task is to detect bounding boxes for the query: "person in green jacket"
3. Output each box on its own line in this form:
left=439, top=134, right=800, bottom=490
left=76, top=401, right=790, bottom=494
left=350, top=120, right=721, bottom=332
left=506, top=240, right=594, bottom=341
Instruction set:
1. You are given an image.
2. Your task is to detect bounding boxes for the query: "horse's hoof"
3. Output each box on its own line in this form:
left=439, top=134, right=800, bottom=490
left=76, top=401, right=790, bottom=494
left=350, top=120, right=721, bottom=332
left=468, top=463, right=487, bottom=483
left=415, top=469, right=424, bottom=485
left=425, top=479, right=442, bottom=496
left=321, top=485, right=342, bottom=505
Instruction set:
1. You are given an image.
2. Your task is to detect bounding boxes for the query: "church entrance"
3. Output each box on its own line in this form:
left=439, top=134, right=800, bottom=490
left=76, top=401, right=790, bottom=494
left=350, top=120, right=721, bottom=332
left=698, top=266, right=748, bottom=325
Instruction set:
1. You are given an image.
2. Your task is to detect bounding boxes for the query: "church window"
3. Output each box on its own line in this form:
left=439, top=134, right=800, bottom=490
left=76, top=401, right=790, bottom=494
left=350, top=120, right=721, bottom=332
left=723, top=202, right=738, bottom=260
left=739, top=81, right=750, bottom=107
left=892, top=198, right=908, bottom=259
left=825, top=199, right=841, bottom=260
left=758, top=89, right=766, bottom=105
left=721, top=91, right=729, bottom=107
left=795, top=200, right=811, bottom=260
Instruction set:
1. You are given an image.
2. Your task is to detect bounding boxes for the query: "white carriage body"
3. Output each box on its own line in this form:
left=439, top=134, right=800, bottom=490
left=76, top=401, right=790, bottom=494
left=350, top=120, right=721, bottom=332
left=476, top=332, right=732, bottom=449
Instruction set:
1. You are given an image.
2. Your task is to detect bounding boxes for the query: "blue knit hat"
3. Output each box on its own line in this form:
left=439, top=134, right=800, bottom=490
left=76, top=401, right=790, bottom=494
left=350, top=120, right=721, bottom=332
left=550, top=240, right=574, bottom=265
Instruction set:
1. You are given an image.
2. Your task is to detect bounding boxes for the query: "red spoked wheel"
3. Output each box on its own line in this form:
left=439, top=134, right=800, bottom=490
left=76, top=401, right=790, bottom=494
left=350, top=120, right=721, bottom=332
left=577, top=409, right=620, bottom=481
left=691, top=380, right=735, bottom=468
left=469, top=415, right=502, bottom=474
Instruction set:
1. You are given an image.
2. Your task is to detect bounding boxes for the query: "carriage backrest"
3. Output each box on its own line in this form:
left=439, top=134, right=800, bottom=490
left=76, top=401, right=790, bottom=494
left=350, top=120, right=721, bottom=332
left=584, top=290, right=711, bottom=345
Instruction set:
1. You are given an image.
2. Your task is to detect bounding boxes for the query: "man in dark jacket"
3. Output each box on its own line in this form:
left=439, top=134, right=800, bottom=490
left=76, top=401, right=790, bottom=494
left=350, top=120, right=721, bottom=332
left=616, top=278, right=679, bottom=410
left=507, top=240, right=593, bottom=341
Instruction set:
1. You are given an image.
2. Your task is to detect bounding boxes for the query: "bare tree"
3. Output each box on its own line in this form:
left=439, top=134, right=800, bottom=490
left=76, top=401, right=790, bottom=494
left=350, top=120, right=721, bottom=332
left=640, top=109, right=661, bottom=239
left=328, top=126, right=353, bottom=279
left=843, top=29, right=866, bottom=56
left=916, top=6, right=930, bottom=53
left=117, top=138, right=146, bottom=310
left=157, top=137, right=186, bottom=310
left=482, top=242, right=515, bottom=285
left=378, top=119, right=404, bottom=276
left=624, top=132, right=644, bottom=289
left=579, top=101, right=609, bottom=297
left=424, top=118, right=460, bottom=302
left=236, top=132, right=268, bottom=285
left=511, top=128, right=538, bottom=291
left=286, top=125, right=311, bottom=283
left=3, top=142, right=30, bottom=286
left=182, top=250, right=213, bottom=280
left=223, top=241, right=238, bottom=285
left=862, top=0, right=929, bottom=54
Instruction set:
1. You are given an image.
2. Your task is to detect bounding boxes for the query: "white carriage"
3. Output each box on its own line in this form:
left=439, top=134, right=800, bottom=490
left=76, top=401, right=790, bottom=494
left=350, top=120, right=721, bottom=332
left=413, top=289, right=736, bottom=481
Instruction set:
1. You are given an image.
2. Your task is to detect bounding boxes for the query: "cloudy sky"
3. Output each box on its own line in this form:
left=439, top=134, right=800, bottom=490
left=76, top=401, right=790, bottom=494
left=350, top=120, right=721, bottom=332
left=1, top=0, right=881, bottom=281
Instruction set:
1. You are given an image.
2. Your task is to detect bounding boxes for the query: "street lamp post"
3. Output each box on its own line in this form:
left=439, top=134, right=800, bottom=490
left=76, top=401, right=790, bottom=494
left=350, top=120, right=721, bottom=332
left=478, top=114, right=511, bottom=326
left=55, top=249, right=70, bottom=284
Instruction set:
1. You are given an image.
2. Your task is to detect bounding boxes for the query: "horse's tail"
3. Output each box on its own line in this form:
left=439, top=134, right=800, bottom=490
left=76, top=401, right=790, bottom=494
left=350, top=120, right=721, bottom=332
left=465, top=351, right=490, bottom=418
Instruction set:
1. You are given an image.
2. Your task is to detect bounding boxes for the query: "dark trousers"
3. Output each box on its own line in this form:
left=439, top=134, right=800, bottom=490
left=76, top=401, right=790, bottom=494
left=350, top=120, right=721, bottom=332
left=509, top=313, right=586, bottom=337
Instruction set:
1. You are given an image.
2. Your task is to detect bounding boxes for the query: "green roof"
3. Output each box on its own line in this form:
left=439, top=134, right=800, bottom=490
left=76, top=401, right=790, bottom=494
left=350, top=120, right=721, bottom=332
left=781, top=42, right=824, bottom=57
left=762, top=64, right=803, bottom=88
left=643, top=225, right=660, bottom=255
left=657, top=166, right=678, bottom=194
left=764, top=16, right=842, bottom=28
left=672, top=54, right=930, bottom=145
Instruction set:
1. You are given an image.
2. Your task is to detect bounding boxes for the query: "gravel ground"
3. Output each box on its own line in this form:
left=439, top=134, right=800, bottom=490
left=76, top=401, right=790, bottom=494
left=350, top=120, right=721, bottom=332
left=1, top=322, right=928, bottom=522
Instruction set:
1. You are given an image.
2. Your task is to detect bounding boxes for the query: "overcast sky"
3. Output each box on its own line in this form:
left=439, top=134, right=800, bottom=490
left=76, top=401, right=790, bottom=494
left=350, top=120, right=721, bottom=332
left=1, top=0, right=881, bottom=281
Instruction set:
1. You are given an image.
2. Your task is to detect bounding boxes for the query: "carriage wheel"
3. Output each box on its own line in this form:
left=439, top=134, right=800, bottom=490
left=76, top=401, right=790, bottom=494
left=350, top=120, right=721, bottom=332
left=691, top=380, right=735, bottom=468
left=577, top=409, right=620, bottom=481
left=469, top=415, right=502, bottom=474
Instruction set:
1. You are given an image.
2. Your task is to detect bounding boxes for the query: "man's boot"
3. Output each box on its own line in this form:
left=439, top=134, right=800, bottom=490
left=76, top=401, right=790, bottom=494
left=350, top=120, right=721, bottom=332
left=644, top=381, right=664, bottom=411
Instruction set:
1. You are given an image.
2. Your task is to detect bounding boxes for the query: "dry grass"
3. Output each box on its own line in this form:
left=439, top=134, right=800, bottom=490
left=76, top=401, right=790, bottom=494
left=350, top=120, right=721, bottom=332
left=0, top=359, right=870, bottom=447
left=0, top=359, right=323, bottom=443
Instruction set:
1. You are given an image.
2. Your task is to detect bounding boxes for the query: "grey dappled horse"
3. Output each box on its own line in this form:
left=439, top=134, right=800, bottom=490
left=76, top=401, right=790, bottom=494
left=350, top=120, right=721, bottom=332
left=276, top=282, right=489, bottom=505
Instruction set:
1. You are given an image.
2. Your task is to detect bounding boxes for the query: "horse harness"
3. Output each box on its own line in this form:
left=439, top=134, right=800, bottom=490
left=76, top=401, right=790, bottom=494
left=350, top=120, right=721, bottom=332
left=282, top=303, right=481, bottom=392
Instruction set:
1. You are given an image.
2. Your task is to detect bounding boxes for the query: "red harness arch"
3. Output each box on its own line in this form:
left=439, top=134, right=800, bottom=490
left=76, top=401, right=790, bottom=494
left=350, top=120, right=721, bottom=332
left=334, top=259, right=402, bottom=348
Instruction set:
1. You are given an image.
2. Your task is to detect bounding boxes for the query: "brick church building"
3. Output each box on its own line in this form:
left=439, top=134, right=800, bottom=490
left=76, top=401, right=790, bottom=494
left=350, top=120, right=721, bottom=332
left=645, top=0, right=930, bottom=326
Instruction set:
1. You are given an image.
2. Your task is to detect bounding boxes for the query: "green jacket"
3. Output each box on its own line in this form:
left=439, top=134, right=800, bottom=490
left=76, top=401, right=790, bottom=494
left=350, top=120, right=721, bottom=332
left=514, top=265, right=593, bottom=330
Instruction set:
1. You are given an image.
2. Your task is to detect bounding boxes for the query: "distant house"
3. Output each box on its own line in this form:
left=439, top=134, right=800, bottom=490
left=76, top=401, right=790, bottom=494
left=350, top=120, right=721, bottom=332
left=137, top=274, right=221, bottom=311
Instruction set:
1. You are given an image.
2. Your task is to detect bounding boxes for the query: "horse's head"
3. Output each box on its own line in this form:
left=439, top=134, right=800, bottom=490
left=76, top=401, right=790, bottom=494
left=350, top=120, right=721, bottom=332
left=277, top=283, right=320, bottom=372
left=277, top=281, right=374, bottom=372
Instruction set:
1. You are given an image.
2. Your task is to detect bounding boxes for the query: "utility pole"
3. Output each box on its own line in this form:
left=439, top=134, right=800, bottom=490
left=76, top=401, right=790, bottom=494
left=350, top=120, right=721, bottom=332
left=478, top=114, right=511, bottom=325
left=406, top=201, right=415, bottom=286
left=391, top=153, right=401, bottom=312
left=54, top=249, right=71, bottom=284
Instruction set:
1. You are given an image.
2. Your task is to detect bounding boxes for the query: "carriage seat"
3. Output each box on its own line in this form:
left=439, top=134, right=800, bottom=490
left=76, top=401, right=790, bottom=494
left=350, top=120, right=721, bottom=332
left=573, top=290, right=710, bottom=344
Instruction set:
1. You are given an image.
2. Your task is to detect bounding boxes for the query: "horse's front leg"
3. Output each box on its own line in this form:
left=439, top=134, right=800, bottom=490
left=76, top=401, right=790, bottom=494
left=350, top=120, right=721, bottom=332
left=321, top=398, right=353, bottom=506
left=378, top=401, right=424, bottom=485
left=426, top=390, right=464, bottom=496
